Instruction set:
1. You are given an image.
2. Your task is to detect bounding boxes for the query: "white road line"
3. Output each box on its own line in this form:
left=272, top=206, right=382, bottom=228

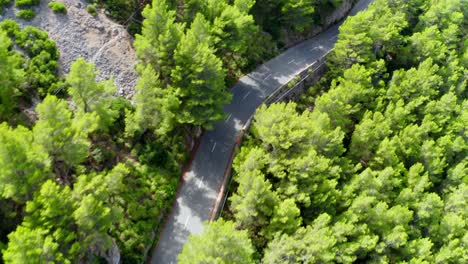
left=211, top=142, right=217, bottom=152
left=225, top=113, right=232, bottom=123
left=184, top=217, right=190, bottom=228
left=329, top=35, right=337, bottom=41
left=288, top=59, right=295, bottom=64
left=263, top=73, right=272, bottom=80
left=242, top=91, right=251, bottom=100
left=198, top=176, right=204, bottom=188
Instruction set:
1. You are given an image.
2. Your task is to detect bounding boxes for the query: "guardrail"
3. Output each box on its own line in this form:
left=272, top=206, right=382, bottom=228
left=210, top=49, right=334, bottom=220
left=264, top=49, right=332, bottom=105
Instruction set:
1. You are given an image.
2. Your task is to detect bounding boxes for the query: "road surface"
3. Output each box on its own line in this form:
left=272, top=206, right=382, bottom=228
left=150, top=0, right=374, bottom=263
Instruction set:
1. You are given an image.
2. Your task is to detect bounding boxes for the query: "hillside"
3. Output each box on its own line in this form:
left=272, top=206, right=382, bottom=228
left=1, top=0, right=137, bottom=96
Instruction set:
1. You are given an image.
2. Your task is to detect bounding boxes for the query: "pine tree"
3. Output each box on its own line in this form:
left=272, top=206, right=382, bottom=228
left=0, top=30, right=24, bottom=121
left=125, top=65, right=179, bottom=137
left=0, top=123, right=49, bottom=203
left=134, top=0, right=184, bottom=78
left=171, top=14, right=231, bottom=128
left=33, top=95, right=97, bottom=176
left=179, top=219, right=254, bottom=264
left=67, top=58, right=118, bottom=130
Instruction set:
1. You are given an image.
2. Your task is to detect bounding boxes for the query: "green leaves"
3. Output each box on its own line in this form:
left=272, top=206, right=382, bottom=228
left=179, top=219, right=255, bottom=264
left=280, top=0, right=315, bottom=33
left=67, top=58, right=118, bottom=131
left=171, top=14, right=231, bottom=128
left=5, top=165, right=128, bottom=262
left=230, top=147, right=278, bottom=230
left=134, top=0, right=183, bottom=77
left=222, top=0, right=467, bottom=262
left=0, top=123, right=49, bottom=203
left=34, top=95, right=97, bottom=170
left=131, top=0, right=239, bottom=134
left=263, top=214, right=337, bottom=264
left=253, top=102, right=311, bottom=153
left=0, top=29, right=24, bottom=122
left=3, top=226, right=69, bottom=264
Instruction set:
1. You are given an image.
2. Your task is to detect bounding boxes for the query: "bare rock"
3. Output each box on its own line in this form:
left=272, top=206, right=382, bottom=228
left=1, top=0, right=138, bottom=98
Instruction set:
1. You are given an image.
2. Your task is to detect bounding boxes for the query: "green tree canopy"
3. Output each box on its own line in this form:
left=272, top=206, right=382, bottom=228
left=179, top=219, right=255, bottom=264
left=171, top=14, right=231, bottom=128
left=0, top=30, right=24, bottom=122
left=134, top=0, right=183, bottom=77
left=67, top=58, right=118, bottom=130
left=33, top=95, right=97, bottom=176
left=0, top=123, right=49, bottom=203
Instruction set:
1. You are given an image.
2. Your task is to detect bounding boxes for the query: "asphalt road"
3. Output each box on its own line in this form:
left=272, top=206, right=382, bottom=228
left=150, top=1, right=374, bottom=263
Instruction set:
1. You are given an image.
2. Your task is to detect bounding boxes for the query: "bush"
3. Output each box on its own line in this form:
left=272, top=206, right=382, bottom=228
left=0, top=19, right=20, bottom=37
left=86, top=4, right=97, bottom=16
left=48, top=1, right=66, bottom=14
left=15, top=0, right=39, bottom=8
left=16, top=9, right=35, bottom=20
left=0, top=0, right=11, bottom=13
left=0, top=20, right=61, bottom=97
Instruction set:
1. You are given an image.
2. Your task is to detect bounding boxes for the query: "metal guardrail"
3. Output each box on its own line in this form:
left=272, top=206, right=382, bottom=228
left=211, top=49, right=334, bottom=220
left=264, top=49, right=332, bottom=105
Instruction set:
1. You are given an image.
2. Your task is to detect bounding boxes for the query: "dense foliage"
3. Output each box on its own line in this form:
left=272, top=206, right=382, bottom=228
left=1, top=0, right=350, bottom=262
left=179, top=219, right=255, bottom=263
left=7, top=0, right=458, bottom=262
left=0, top=20, right=179, bottom=263
left=252, top=0, right=345, bottom=45
left=97, top=0, right=346, bottom=51
left=0, top=0, right=10, bottom=12
left=190, top=0, right=468, bottom=262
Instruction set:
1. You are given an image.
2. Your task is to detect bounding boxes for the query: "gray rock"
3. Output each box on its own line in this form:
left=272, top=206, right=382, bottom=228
left=1, top=0, right=138, bottom=98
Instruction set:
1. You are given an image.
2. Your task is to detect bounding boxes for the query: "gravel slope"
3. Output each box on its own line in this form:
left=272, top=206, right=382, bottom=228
left=1, top=0, right=138, bottom=97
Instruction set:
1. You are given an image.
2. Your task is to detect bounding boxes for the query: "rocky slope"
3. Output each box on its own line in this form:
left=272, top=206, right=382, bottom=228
left=1, top=0, right=138, bottom=97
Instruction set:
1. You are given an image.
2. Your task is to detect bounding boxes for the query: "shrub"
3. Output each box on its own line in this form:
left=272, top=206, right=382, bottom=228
left=0, top=0, right=11, bottom=13
left=48, top=1, right=66, bottom=14
left=15, top=0, right=39, bottom=8
left=16, top=9, right=35, bottom=20
left=0, top=19, right=20, bottom=37
left=86, top=4, right=97, bottom=16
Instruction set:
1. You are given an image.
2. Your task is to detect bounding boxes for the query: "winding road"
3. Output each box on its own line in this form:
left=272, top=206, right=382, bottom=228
left=150, top=0, right=374, bottom=263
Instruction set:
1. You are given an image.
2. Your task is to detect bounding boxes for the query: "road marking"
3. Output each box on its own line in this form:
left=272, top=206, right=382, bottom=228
left=198, top=176, right=204, bottom=188
left=211, top=142, right=217, bottom=152
left=225, top=113, right=232, bottom=123
left=184, top=217, right=190, bottom=228
left=263, top=73, right=272, bottom=80
left=288, top=59, right=295, bottom=64
left=242, top=91, right=251, bottom=101
left=329, top=35, right=337, bottom=41
left=310, top=47, right=319, bottom=51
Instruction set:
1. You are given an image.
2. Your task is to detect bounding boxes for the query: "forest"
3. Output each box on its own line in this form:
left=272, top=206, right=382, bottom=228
left=180, top=0, right=468, bottom=263
left=0, top=0, right=348, bottom=263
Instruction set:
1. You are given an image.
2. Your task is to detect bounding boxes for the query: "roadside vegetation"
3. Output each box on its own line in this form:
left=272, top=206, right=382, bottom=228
left=0, top=19, right=178, bottom=263
left=0, top=0, right=350, bottom=262
left=8, top=0, right=460, bottom=263
left=185, top=0, right=467, bottom=262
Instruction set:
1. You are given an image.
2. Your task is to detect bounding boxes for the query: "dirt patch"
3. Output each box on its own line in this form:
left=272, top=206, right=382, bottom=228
left=1, top=0, right=138, bottom=97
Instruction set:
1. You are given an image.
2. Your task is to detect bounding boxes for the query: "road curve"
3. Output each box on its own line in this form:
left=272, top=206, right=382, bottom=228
left=150, top=1, right=374, bottom=263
